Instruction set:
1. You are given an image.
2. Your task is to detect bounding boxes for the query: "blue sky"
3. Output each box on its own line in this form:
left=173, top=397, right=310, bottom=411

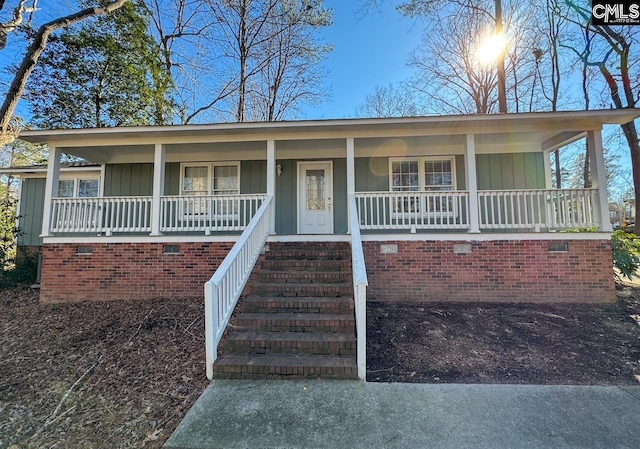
left=301, top=0, right=423, bottom=119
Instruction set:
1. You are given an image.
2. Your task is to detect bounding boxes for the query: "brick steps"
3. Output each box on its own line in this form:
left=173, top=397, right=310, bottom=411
left=253, top=282, right=353, bottom=297
left=234, top=312, right=355, bottom=333
left=226, top=331, right=356, bottom=355
left=242, top=296, right=354, bottom=314
left=256, top=270, right=350, bottom=283
left=210, top=354, right=357, bottom=379
left=263, top=250, right=351, bottom=261
left=260, top=259, right=351, bottom=271
left=212, top=242, right=356, bottom=380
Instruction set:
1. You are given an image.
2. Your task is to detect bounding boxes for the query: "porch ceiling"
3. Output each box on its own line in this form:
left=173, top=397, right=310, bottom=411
left=18, top=109, right=640, bottom=164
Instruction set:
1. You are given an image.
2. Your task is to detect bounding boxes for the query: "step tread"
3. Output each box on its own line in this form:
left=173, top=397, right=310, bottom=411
left=237, top=312, right=354, bottom=320
left=214, top=354, right=356, bottom=368
left=228, top=331, right=356, bottom=343
left=243, top=296, right=354, bottom=303
left=253, top=282, right=352, bottom=288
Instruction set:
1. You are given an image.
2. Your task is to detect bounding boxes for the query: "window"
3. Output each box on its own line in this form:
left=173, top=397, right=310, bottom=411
left=58, top=179, right=75, bottom=198
left=180, top=163, right=240, bottom=196
left=389, top=157, right=456, bottom=215
left=57, top=177, right=100, bottom=198
left=213, top=164, right=239, bottom=195
left=180, top=163, right=240, bottom=218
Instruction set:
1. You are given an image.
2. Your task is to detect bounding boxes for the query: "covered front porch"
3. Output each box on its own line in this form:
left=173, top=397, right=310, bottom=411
left=31, top=114, right=622, bottom=240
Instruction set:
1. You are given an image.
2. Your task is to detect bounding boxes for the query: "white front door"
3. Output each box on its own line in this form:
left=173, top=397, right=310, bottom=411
left=298, top=162, right=333, bottom=234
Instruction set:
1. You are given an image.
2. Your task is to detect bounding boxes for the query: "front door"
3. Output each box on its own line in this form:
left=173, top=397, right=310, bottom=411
left=298, top=162, right=333, bottom=234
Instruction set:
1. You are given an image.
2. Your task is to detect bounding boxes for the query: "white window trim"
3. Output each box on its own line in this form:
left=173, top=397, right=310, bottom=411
left=179, top=162, right=241, bottom=220
left=179, top=162, right=241, bottom=196
left=56, top=174, right=101, bottom=198
left=388, top=156, right=458, bottom=219
left=388, top=156, right=457, bottom=192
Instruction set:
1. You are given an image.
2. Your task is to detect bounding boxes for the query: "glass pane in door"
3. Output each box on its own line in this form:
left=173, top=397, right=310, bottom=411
left=306, top=169, right=325, bottom=211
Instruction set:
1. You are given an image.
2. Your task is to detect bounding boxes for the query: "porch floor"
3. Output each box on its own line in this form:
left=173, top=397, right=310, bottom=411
left=164, top=380, right=640, bottom=449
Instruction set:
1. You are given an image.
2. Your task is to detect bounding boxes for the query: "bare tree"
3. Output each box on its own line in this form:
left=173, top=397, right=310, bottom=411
left=354, top=83, right=421, bottom=118
left=207, top=0, right=332, bottom=122
left=564, top=1, right=640, bottom=220
left=407, top=8, right=499, bottom=114
left=0, top=0, right=130, bottom=144
left=143, top=0, right=233, bottom=124
left=249, top=0, right=332, bottom=121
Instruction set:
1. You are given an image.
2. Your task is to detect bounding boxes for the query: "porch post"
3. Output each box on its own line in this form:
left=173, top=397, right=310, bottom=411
left=587, top=130, right=613, bottom=232
left=543, top=150, right=553, bottom=189
left=41, top=146, right=62, bottom=237
left=346, top=138, right=355, bottom=234
left=465, top=134, right=481, bottom=233
left=266, top=140, right=276, bottom=233
left=150, top=143, right=166, bottom=236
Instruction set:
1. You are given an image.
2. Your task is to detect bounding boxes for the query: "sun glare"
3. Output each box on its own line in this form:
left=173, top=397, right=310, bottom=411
left=476, top=33, right=508, bottom=65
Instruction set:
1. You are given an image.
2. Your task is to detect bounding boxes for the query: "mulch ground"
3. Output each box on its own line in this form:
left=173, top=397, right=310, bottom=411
left=367, top=284, right=640, bottom=385
left=3, top=284, right=640, bottom=448
left=0, top=287, right=208, bottom=449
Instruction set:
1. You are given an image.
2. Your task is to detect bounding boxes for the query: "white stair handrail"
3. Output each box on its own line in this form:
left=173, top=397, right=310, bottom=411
left=348, top=194, right=368, bottom=381
left=204, top=195, right=273, bottom=379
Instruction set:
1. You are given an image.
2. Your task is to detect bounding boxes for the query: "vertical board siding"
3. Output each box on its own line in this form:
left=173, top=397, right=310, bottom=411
left=455, top=155, right=467, bottom=190
left=165, top=162, right=180, bottom=195
left=354, top=155, right=467, bottom=191
left=275, top=158, right=348, bottom=235
left=240, top=160, right=267, bottom=194
left=333, top=159, right=348, bottom=234
left=477, top=153, right=545, bottom=190
left=104, top=163, right=154, bottom=196
left=275, top=159, right=297, bottom=234
left=355, top=157, right=389, bottom=192
left=105, top=161, right=267, bottom=197
left=18, top=178, right=46, bottom=246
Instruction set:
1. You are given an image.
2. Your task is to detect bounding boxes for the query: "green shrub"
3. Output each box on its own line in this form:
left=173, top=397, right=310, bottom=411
left=612, top=230, right=640, bottom=280
left=0, top=196, right=36, bottom=288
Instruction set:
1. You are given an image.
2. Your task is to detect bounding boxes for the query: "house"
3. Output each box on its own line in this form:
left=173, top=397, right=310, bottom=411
left=4, top=110, right=638, bottom=379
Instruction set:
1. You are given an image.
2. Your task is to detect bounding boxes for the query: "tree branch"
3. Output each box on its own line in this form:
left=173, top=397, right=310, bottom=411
left=0, top=0, right=129, bottom=142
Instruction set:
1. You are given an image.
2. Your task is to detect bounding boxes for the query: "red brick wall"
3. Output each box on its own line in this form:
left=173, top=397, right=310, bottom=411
left=40, top=242, right=233, bottom=303
left=363, top=240, right=615, bottom=303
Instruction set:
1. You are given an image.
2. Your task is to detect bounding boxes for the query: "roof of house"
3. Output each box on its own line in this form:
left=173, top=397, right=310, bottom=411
left=18, top=109, right=640, bottom=146
left=0, top=161, right=100, bottom=174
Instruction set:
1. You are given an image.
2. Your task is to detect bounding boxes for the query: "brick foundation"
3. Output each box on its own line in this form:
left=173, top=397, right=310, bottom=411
left=363, top=240, right=615, bottom=303
left=40, top=242, right=233, bottom=303
left=40, top=239, right=615, bottom=304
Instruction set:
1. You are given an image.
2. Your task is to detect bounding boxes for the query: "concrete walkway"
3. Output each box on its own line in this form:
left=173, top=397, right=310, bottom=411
left=165, top=380, right=640, bottom=449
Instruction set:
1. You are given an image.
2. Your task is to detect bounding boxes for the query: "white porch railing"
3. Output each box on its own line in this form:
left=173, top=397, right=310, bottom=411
left=204, top=195, right=273, bottom=380
left=348, top=194, right=368, bottom=381
left=50, top=197, right=152, bottom=234
left=478, top=188, right=599, bottom=230
left=160, top=194, right=267, bottom=233
left=355, top=191, right=470, bottom=230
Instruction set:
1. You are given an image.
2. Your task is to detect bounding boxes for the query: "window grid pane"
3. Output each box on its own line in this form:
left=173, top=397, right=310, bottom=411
left=78, top=179, right=99, bottom=197
left=391, top=161, right=419, bottom=192
left=58, top=179, right=75, bottom=198
left=424, top=159, right=453, bottom=191
left=183, top=166, right=208, bottom=193
left=213, top=165, right=239, bottom=195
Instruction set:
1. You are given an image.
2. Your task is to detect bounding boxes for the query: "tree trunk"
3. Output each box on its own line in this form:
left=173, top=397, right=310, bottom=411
left=494, top=0, right=507, bottom=113
left=0, top=0, right=129, bottom=144
left=236, top=0, right=248, bottom=122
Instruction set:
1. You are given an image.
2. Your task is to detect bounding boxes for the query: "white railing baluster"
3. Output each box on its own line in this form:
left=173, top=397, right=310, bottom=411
left=476, top=188, right=599, bottom=231
left=348, top=194, right=368, bottom=381
left=50, top=196, right=153, bottom=234
left=204, top=196, right=273, bottom=380
left=158, top=194, right=266, bottom=233
left=354, top=191, right=470, bottom=231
